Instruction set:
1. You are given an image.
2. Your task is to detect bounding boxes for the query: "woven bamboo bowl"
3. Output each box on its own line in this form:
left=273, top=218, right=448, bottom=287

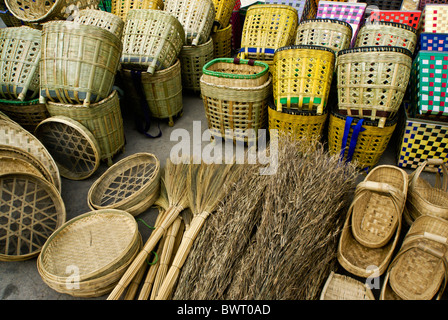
left=295, top=18, right=353, bottom=53
left=111, top=0, right=164, bottom=21
left=0, top=26, right=41, bottom=101
left=320, top=271, right=375, bottom=300
left=73, top=8, right=125, bottom=39
left=87, top=152, right=161, bottom=216
left=0, top=98, right=49, bottom=132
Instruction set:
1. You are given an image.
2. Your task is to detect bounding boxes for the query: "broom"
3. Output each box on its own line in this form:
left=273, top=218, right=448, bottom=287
left=154, top=160, right=241, bottom=300
left=108, top=159, right=190, bottom=300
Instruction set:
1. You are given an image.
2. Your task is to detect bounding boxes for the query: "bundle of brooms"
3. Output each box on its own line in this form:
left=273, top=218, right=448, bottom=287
left=172, top=136, right=359, bottom=300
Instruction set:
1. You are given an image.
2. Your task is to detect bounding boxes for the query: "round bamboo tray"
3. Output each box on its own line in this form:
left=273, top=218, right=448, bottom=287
left=45, top=90, right=125, bottom=167
left=40, top=20, right=122, bottom=107
left=180, top=38, right=215, bottom=93
left=163, top=0, right=215, bottom=46
left=320, top=271, right=375, bottom=300
left=0, top=172, right=66, bottom=262
left=5, top=0, right=99, bottom=23
left=212, top=0, right=236, bottom=31
left=121, top=9, right=185, bottom=75
left=0, top=98, right=49, bottom=132
left=336, top=46, right=413, bottom=128
left=87, top=153, right=161, bottom=216
left=0, top=155, right=46, bottom=178
left=0, top=118, right=61, bottom=192
left=0, top=26, right=41, bottom=101
left=272, top=44, right=335, bottom=114
left=73, top=8, right=125, bottom=39
left=212, top=24, right=233, bottom=58
left=355, top=21, right=418, bottom=54
left=111, top=0, right=164, bottom=21
left=34, top=115, right=101, bottom=180
left=295, top=18, right=353, bottom=53
left=37, top=209, right=140, bottom=296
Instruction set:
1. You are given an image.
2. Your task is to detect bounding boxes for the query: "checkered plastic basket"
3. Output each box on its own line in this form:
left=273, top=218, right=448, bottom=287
left=420, top=33, right=448, bottom=52
left=422, top=4, right=448, bottom=33
left=367, top=9, right=422, bottom=29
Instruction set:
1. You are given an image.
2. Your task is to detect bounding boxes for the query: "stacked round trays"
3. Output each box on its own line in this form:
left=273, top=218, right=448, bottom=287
left=88, top=153, right=161, bottom=217
left=37, top=209, right=141, bottom=297
left=200, top=57, right=272, bottom=143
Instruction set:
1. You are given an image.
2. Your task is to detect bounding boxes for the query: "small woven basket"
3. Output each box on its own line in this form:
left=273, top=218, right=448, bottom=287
left=73, top=8, right=125, bottom=39
left=328, top=111, right=397, bottom=171
left=336, top=46, right=413, bottom=128
left=0, top=98, right=49, bottom=131
left=294, top=18, right=352, bottom=53
left=40, top=21, right=122, bottom=107
left=87, top=153, right=161, bottom=216
left=163, top=0, right=215, bottom=46
left=212, top=0, right=236, bottom=31
left=355, top=21, right=418, bottom=54
left=5, top=0, right=99, bottom=23
left=111, top=0, right=164, bottom=21
left=0, top=26, right=41, bottom=101
left=320, top=271, right=375, bottom=300
left=272, top=45, right=335, bottom=114
left=212, top=24, right=233, bottom=58
left=180, top=38, right=215, bottom=93
left=120, top=9, right=185, bottom=75
left=238, top=4, right=298, bottom=61
left=46, top=90, right=125, bottom=166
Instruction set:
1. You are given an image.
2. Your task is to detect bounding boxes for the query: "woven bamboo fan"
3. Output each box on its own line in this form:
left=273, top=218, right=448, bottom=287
left=37, top=209, right=140, bottom=297
left=121, top=9, right=185, bottom=75
left=0, top=98, right=49, bottom=132
left=336, top=46, right=413, bottom=128
left=87, top=153, right=161, bottom=216
left=111, top=0, right=164, bottom=21
left=0, top=26, right=41, bottom=101
left=34, top=116, right=101, bottom=181
left=0, top=172, right=65, bottom=262
left=212, top=0, right=236, bottom=31
left=355, top=21, right=418, bottom=54
left=73, top=8, right=125, bottom=39
left=320, top=271, right=375, bottom=300
left=294, top=18, right=353, bottom=53
left=163, top=0, right=215, bottom=46
left=212, top=24, right=232, bottom=58
left=0, top=118, right=61, bottom=192
left=5, top=0, right=99, bottom=23
left=40, top=20, right=122, bottom=107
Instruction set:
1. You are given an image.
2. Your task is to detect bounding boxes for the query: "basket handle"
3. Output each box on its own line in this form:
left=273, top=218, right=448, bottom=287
left=409, top=158, right=448, bottom=192
left=233, top=57, right=255, bottom=66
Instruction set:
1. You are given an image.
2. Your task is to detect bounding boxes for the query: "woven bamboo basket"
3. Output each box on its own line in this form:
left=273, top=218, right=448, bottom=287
left=111, top=0, right=164, bottom=21
left=294, top=18, right=352, bottom=53
left=34, top=115, right=101, bottom=181
left=0, top=118, right=61, bottom=192
left=0, top=98, right=49, bottom=131
left=40, top=21, right=122, bottom=107
left=46, top=90, right=125, bottom=166
left=382, top=215, right=448, bottom=300
left=212, top=0, right=236, bottom=31
left=268, top=102, right=327, bottom=141
left=37, top=209, right=140, bottom=297
left=405, top=159, right=448, bottom=225
left=87, top=153, right=161, bottom=216
left=355, top=21, right=418, bottom=54
left=272, top=45, right=335, bottom=114
left=350, top=165, right=408, bottom=249
left=212, top=24, right=232, bottom=58
left=0, top=26, right=41, bottom=101
left=4, top=0, right=99, bottom=23
left=327, top=111, right=397, bottom=171
left=180, top=38, right=214, bottom=93
left=73, top=8, right=125, bottom=39
left=0, top=0, right=35, bottom=27
left=238, top=4, right=298, bottom=61
left=336, top=46, right=413, bottom=128
left=0, top=172, right=65, bottom=262
left=320, top=271, right=375, bottom=300
left=163, top=0, right=215, bottom=46
left=121, top=9, right=185, bottom=75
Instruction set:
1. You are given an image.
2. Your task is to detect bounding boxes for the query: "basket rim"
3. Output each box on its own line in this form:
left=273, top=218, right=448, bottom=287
left=0, top=98, right=42, bottom=106
left=298, top=18, right=353, bottom=31
left=337, top=45, right=413, bottom=58
left=42, top=20, right=122, bottom=43
left=202, top=58, right=270, bottom=80
left=275, top=44, right=335, bottom=55
left=361, top=20, right=417, bottom=33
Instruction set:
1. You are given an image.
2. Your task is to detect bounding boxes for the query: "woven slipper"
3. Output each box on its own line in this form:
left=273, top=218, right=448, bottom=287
left=351, top=165, right=408, bottom=248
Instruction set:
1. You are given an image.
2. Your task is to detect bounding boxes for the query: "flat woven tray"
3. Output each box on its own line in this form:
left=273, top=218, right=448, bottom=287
left=0, top=172, right=66, bottom=261
left=34, top=115, right=101, bottom=181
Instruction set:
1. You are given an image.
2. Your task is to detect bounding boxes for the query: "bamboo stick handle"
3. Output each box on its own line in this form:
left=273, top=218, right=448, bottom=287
left=107, top=205, right=183, bottom=300
left=155, top=212, right=209, bottom=300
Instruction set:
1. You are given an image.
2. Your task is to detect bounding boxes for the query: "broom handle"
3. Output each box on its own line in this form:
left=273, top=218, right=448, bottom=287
left=155, top=211, right=210, bottom=300
left=107, top=205, right=184, bottom=300
left=124, top=261, right=147, bottom=300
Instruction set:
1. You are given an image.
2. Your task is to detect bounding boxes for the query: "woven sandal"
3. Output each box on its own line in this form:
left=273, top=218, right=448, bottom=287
left=351, top=165, right=408, bottom=248
left=381, top=215, right=448, bottom=300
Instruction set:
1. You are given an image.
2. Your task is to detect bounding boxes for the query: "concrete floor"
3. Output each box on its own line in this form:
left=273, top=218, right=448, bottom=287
left=0, top=80, right=440, bottom=300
